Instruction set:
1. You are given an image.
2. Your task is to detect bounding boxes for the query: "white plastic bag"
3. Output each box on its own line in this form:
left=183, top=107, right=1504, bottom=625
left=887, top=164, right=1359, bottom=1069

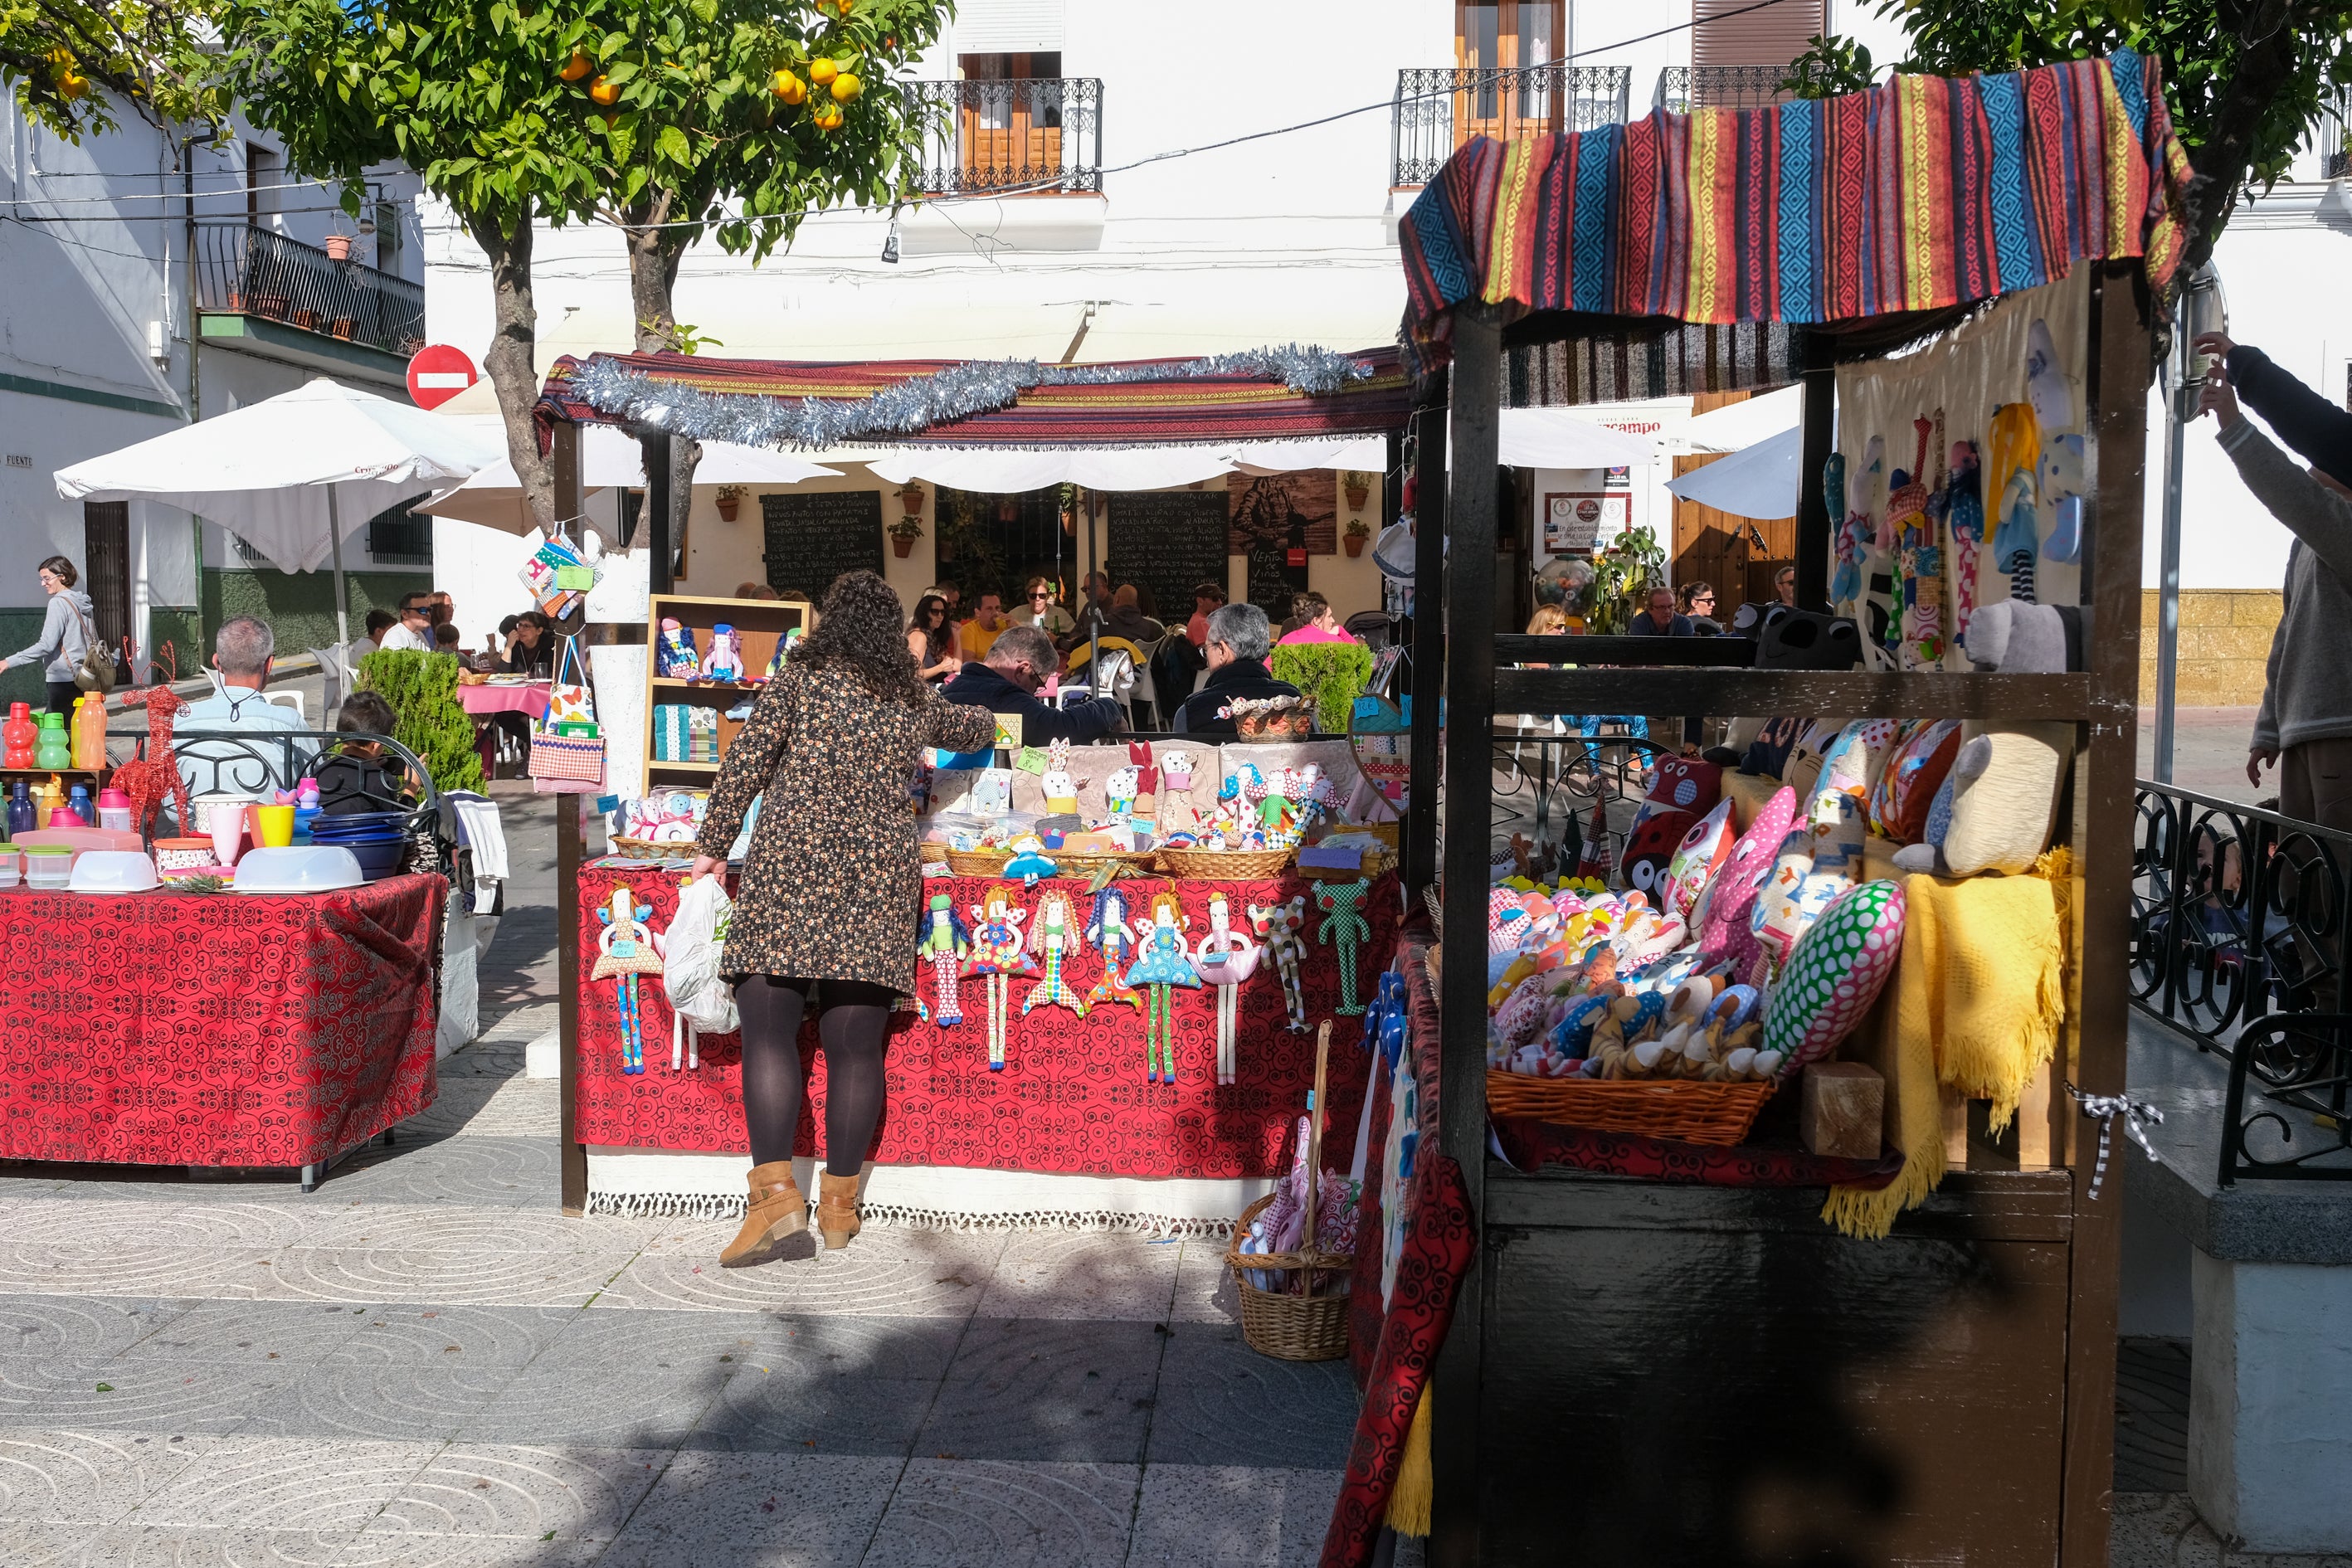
left=662, top=874, right=737, bottom=1069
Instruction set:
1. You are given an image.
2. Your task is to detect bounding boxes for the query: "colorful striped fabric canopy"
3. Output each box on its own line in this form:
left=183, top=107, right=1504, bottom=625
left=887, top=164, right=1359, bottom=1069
left=1401, top=46, right=2193, bottom=372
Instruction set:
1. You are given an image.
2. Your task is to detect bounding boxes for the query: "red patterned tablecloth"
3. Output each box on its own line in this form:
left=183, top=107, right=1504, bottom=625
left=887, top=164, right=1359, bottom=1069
left=577, top=864, right=1397, bottom=1178
left=0, top=874, right=445, bottom=1168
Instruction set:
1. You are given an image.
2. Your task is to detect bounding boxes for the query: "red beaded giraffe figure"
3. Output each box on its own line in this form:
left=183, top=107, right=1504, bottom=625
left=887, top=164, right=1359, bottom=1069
left=110, top=685, right=192, bottom=841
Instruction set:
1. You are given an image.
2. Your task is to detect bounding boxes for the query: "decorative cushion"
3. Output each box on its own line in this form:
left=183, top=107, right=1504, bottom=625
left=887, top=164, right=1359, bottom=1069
left=1741, top=715, right=1811, bottom=780
left=1862, top=833, right=1906, bottom=884
left=1760, top=879, right=1908, bottom=1071
left=1693, top=786, right=1797, bottom=966
left=1662, top=800, right=1736, bottom=922
left=1807, top=718, right=1903, bottom=830
left=1621, top=803, right=1696, bottom=906
left=1644, top=756, right=1723, bottom=815
left=1751, top=826, right=1819, bottom=970
left=1722, top=716, right=1767, bottom=757
left=1721, top=768, right=1785, bottom=835
left=1939, top=722, right=2073, bottom=876
left=1867, top=718, right=1962, bottom=842
left=1782, top=718, right=1849, bottom=807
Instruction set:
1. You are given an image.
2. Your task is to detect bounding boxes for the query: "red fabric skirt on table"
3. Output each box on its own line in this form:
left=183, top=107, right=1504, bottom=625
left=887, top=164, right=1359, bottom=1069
left=0, top=874, right=445, bottom=1168
left=576, top=865, right=1398, bottom=1179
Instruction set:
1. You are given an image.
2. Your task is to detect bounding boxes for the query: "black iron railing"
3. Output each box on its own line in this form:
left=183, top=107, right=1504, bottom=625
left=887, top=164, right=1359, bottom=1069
left=1392, top=66, right=1631, bottom=186
left=2131, top=781, right=2352, bottom=1182
left=1653, top=64, right=1796, bottom=115
left=903, top=77, right=1103, bottom=195
left=194, top=222, right=426, bottom=356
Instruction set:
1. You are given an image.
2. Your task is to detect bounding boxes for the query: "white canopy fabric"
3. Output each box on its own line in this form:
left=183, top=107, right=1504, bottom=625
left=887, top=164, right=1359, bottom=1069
left=862, top=446, right=1236, bottom=493
left=417, top=424, right=840, bottom=532
left=55, top=377, right=503, bottom=574
left=1224, top=436, right=1390, bottom=475
left=1663, top=426, right=1804, bottom=519
left=1449, top=408, right=1658, bottom=470
left=1673, top=385, right=1804, bottom=453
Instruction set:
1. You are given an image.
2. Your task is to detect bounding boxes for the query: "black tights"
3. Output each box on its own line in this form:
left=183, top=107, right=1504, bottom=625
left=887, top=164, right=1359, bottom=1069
left=733, top=975, right=895, bottom=1176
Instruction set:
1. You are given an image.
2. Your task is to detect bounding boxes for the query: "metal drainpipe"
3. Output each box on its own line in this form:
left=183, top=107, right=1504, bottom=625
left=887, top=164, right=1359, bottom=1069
left=183, top=131, right=204, bottom=655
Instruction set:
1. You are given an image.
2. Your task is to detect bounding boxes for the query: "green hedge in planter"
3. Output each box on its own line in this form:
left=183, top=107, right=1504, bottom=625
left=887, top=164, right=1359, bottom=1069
left=1270, top=640, right=1375, bottom=735
left=357, top=650, right=485, bottom=794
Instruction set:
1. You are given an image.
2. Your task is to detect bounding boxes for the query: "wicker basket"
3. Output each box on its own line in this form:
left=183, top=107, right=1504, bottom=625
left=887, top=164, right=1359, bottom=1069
left=943, top=846, right=1014, bottom=877
left=1226, top=1192, right=1352, bottom=1361
left=1157, top=846, right=1295, bottom=879
left=606, top=836, right=678, bottom=860
left=1053, top=850, right=1160, bottom=879
left=1484, top=1069, right=1775, bottom=1147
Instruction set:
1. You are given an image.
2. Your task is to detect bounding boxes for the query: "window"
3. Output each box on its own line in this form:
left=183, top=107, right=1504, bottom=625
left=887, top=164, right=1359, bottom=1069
left=246, top=144, right=278, bottom=224
left=957, top=52, right=1064, bottom=187
left=1455, top=2, right=1564, bottom=131
left=373, top=198, right=403, bottom=276
left=366, top=495, right=434, bottom=567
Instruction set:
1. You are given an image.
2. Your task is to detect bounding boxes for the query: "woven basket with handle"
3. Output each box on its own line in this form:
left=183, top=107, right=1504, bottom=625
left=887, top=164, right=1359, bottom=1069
left=943, top=847, right=1013, bottom=878
left=1226, top=1021, right=1351, bottom=1361
left=1484, top=1069, right=1775, bottom=1146
left=1158, top=847, right=1294, bottom=880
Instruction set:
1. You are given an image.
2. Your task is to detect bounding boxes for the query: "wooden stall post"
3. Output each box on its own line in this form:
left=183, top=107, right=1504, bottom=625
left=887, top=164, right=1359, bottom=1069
left=643, top=434, right=675, bottom=597
left=1406, top=391, right=1449, bottom=897
left=553, top=420, right=591, bottom=1216
left=1430, top=308, right=1501, bottom=1568
left=1795, top=334, right=1836, bottom=611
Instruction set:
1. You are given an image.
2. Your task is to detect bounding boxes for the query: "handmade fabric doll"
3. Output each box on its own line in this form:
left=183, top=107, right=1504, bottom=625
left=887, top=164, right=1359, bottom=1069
left=1249, top=895, right=1312, bottom=1031
left=1125, top=891, right=1200, bottom=1083
left=700, top=623, right=744, bottom=683
left=1890, top=414, right=1947, bottom=670
left=1084, top=885, right=1145, bottom=1012
left=962, top=884, right=1035, bottom=1071
left=1125, top=742, right=1161, bottom=818
left=1002, top=834, right=1058, bottom=887
left=1105, top=765, right=1140, bottom=819
left=916, top=893, right=970, bottom=1027
left=1314, top=878, right=1374, bottom=1016
left=592, top=887, right=665, bottom=1074
left=1945, top=440, right=1984, bottom=650
left=1040, top=739, right=1084, bottom=816
left=1022, top=890, right=1088, bottom=1019
left=1986, top=401, right=2043, bottom=603
left=764, top=626, right=801, bottom=681
left=1193, top=891, right=1263, bottom=1085
left=2038, top=431, right=2085, bottom=566
left=655, top=618, right=699, bottom=678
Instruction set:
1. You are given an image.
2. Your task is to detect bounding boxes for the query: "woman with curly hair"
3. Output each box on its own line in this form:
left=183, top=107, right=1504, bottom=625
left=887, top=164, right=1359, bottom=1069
left=905, top=592, right=960, bottom=684
left=692, top=570, right=996, bottom=1264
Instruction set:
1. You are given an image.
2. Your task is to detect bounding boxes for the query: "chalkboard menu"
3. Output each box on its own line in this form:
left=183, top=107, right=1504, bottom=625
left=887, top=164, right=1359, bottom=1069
left=759, top=490, right=884, bottom=601
left=1107, top=491, right=1230, bottom=621
left=1247, top=537, right=1306, bottom=618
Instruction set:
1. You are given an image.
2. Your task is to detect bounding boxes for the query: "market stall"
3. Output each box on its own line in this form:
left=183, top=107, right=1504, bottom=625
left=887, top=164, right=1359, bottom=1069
left=531, top=348, right=1419, bottom=1225
left=1334, top=46, right=2189, bottom=1568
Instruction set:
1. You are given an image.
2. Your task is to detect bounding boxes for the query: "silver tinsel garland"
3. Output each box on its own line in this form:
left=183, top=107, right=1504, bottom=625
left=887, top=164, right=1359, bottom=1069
left=566, top=344, right=1375, bottom=450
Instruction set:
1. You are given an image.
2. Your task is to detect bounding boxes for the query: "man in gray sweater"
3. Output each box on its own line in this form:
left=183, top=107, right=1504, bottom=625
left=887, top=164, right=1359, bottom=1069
left=2204, top=368, right=2352, bottom=828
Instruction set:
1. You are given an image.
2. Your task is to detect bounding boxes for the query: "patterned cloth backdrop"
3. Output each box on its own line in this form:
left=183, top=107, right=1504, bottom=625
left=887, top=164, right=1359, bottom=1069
left=1400, top=46, right=2193, bottom=372
left=576, top=865, right=1399, bottom=1178
left=0, top=875, right=444, bottom=1167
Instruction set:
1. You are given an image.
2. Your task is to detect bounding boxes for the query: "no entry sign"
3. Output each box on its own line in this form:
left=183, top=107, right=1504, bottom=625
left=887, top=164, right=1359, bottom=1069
left=406, top=344, right=480, bottom=410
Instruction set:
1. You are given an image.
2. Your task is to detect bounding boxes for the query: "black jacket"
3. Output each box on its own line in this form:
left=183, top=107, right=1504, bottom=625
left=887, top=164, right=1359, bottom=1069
left=2228, top=345, right=2352, bottom=491
left=316, top=749, right=411, bottom=816
left=939, top=660, right=1124, bottom=745
left=1173, top=657, right=1303, bottom=735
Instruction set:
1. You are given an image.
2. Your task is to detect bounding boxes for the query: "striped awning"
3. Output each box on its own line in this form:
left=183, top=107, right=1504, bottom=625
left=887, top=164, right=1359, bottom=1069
left=1401, top=46, right=2194, bottom=374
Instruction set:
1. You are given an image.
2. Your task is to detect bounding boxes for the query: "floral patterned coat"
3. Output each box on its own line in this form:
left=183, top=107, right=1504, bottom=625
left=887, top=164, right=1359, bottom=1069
left=695, top=661, right=996, bottom=993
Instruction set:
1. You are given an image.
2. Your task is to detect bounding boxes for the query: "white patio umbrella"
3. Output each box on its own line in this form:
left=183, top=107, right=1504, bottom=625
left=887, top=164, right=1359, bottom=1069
left=1663, top=426, right=1805, bottom=519
left=54, top=377, right=504, bottom=649
left=416, top=423, right=841, bottom=530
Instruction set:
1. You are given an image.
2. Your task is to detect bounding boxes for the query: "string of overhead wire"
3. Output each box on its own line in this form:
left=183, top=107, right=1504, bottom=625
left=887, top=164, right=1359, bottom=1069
left=0, top=0, right=1806, bottom=226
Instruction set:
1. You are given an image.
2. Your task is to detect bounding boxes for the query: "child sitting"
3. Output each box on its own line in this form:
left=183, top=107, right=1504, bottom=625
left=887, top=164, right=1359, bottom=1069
left=317, top=691, right=417, bottom=816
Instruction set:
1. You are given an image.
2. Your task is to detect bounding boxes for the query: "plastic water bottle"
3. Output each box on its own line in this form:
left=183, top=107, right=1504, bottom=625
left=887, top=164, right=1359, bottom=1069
left=95, top=787, right=133, bottom=831
left=5, top=782, right=32, bottom=839
left=33, top=713, right=70, bottom=771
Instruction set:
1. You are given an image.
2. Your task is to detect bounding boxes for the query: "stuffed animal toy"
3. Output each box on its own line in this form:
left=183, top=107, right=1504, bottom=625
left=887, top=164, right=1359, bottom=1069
left=1002, top=834, right=1058, bottom=887
left=1021, top=890, right=1088, bottom=1020
left=764, top=626, right=801, bottom=680
left=1986, top=401, right=2043, bottom=603
left=2038, top=431, right=2086, bottom=565
left=962, top=884, right=1034, bottom=1071
left=1248, top=895, right=1312, bottom=1031
left=1040, top=739, right=1085, bottom=816
left=1945, top=441, right=1985, bottom=650
left=655, top=618, right=699, bottom=678
left=1105, top=765, right=1141, bottom=819
left=966, top=767, right=1015, bottom=817
left=916, top=894, right=970, bottom=1026
left=1084, top=885, right=1145, bottom=1012
left=1193, top=891, right=1264, bottom=1085
left=1126, top=891, right=1200, bottom=1082
left=1619, top=806, right=1695, bottom=905
left=1315, top=878, right=1374, bottom=1016
left=1961, top=599, right=2071, bottom=673
left=1124, top=742, right=1161, bottom=817
left=1891, top=722, right=2072, bottom=877
left=699, top=623, right=744, bottom=683
left=592, top=887, right=665, bottom=1074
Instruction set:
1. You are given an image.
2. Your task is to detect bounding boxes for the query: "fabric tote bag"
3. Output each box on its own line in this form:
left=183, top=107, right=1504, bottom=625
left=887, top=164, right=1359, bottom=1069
left=528, top=638, right=604, bottom=788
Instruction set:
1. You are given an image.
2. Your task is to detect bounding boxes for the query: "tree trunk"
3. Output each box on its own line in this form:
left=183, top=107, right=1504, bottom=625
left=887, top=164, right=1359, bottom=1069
left=470, top=211, right=555, bottom=533
left=624, top=204, right=700, bottom=563
left=2180, top=0, right=2301, bottom=270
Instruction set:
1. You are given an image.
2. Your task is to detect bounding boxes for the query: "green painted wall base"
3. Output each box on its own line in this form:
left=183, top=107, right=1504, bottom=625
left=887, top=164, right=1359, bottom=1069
left=0, top=610, right=48, bottom=709
left=200, top=568, right=430, bottom=661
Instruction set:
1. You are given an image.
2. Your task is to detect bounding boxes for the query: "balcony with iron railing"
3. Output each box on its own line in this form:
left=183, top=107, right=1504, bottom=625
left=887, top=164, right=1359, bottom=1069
left=903, top=77, right=1103, bottom=196
left=194, top=222, right=426, bottom=359
left=1391, top=65, right=1631, bottom=187
left=1653, top=64, right=1798, bottom=116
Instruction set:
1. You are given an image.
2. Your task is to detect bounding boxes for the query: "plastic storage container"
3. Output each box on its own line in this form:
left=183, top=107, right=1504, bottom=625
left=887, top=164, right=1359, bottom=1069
left=22, top=845, right=74, bottom=889
left=228, top=846, right=364, bottom=894
left=67, top=850, right=159, bottom=894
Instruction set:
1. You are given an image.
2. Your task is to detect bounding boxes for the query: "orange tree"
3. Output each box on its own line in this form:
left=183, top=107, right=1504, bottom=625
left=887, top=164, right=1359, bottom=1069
left=226, top=0, right=949, bottom=532
left=1, top=0, right=229, bottom=139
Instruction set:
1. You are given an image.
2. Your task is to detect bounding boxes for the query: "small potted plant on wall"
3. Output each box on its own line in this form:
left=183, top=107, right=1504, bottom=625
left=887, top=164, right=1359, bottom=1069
left=714, top=485, right=744, bottom=522
left=1345, top=518, right=1371, bottom=558
left=889, top=514, right=923, bottom=558
left=1343, top=470, right=1371, bottom=512
left=323, top=231, right=354, bottom=262
left=898, top=481, right=926, bottom=515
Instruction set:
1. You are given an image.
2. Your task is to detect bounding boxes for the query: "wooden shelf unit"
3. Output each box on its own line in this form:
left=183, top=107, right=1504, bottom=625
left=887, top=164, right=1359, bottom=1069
left=640, top=592, right=812, bottom=786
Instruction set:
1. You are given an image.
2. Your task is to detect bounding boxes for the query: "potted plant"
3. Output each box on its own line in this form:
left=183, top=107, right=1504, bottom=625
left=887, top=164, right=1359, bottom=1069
left=330, top=316, right=355, bottom=340
left=255, top=292, right=290, bottom=319
left=292, top=308, right=319, bottom=332
left=1344, top=518, right=1371, bottom=558
left=889, top=514, right=923, bottom=558
left=1343, top=471, right=1371, bottom=512
left=323, top=233, right=354, bottom=261
left=713, top=485, right=744, bottom=522
left=898, top=481, right=926, bottom=515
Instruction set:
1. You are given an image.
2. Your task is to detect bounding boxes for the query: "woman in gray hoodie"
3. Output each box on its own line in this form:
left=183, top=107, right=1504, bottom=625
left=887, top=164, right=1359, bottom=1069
left=0, top=556, right=96, bottom=715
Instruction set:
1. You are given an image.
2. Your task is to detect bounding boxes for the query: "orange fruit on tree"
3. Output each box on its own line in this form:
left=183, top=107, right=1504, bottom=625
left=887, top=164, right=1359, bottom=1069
left=588, top=75, right=620, bottom=105
left=558, top=49, right=592, bottom=81
left=829, top=71, right=861, bottom=102
left=57, top=71, right=89, bottom=100
left=770, top=68, right=806, bottom=103
left=806, top=56, right=837, bottom=86
left=813, top=104, right=843, bottom=130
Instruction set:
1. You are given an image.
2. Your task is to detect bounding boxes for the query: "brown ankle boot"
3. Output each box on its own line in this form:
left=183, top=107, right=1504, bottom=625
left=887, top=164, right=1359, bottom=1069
left=816, top=1171, right=862, bottom=1250
left=720, top=1161, right=806, bottom=1268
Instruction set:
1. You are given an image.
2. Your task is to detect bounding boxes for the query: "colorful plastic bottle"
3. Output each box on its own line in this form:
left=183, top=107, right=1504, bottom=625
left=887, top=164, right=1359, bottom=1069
left=4, top=782, right=29, bottom=839
left=36, top=775, right=64, bottom=822
left=95, top=787, right=133, bottom=831
left=0, top=702, right=33, bottom=770
left=71, top=694, right=106, bottom=771
left=68, top=785, right=92, bottom=824
left=33, top=713, right=70, bottom=771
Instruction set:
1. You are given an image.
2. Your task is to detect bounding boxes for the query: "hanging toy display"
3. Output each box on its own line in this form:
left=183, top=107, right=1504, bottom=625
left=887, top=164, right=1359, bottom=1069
left=1083, top=885, right=1145, bottom=1013
left=1192, top=890, right=1263, bottom=1086
left=1248, top=895, right=1311, bottom=1032
left=1124, top=891, right=1200, bottom=1083
left=1886, top=414, right=1946, bottom=670
left=961, top=883, right=1034, bottom=1071
left=1314, top=878, right=1374, bottom=1016
left=916, top=893, right=969, bottom=1026
left=1945, top=440, right=1984, bottom=651
left=592, top=887, right=665, bottom=1074
left=1986, top=400, right=2043, bottom=604
left=1021, top=889, right=1088, bottom=1019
